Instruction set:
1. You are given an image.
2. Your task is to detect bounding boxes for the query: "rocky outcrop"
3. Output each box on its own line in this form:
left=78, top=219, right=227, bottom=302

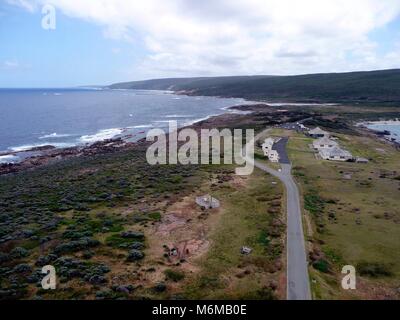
left=0, top=138, right=136, bottom=176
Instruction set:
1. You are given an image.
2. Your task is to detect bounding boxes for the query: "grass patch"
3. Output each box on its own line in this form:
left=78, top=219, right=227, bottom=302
left=105, top=234, right=143, bottom=248
left=257, top=230, right=270, bottom=248
left=148, top=212, right=161, bottom=221
left=304, top=192, right=325, bottom=216
left=164, top=269, right=185, bottom=282
left=185, top=170, right=284, bottom=299
left=287, top=129, right=400, bottom=299
left=357, top=262, right=393, bottom=278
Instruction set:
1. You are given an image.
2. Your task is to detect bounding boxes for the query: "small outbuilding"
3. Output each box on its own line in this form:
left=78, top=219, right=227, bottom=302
left=240, top=246, right=252, bottom=255
left=308, top=127, right=329, bottom=138
left=356, top=157, right=369, bottom=163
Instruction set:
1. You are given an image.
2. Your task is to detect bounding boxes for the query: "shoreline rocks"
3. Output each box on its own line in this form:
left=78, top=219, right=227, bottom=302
left=0, top=137, right=137, bottom=176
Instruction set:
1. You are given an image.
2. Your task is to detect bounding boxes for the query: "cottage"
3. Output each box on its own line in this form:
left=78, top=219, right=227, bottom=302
left=312, top=136, right=338, bottom=150
left=268, top=150, right=280, bottom=162
left=308, top=127, right=329, bottom=138
left=261, top=137, right=280, bottom=163
left=240, top=246, right=252, bottom=255
left=356, top=157, right=369, bottom=163
left=319, top=147, right=353, bottom=161
left=195, top=194, right=220, bottom=210
left=261, top=137, right=275, bottom=156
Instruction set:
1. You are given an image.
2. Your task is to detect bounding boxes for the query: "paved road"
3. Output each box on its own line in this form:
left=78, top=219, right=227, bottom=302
left=272, top=137, right=290, bottom=164
left=244, top=131, right=311, bottom=300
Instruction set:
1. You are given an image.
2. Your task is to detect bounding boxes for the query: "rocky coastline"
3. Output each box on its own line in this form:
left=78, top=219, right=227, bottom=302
left=0, top=137, right=140, bottom=176
left=0, top=110, right=242, bottom=176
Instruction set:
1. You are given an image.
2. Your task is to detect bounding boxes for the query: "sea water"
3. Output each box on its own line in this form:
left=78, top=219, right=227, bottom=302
left=0, top=88, right=248, bottom=163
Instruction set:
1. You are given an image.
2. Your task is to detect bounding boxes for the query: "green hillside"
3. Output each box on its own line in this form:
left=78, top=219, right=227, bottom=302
left=109, top=69, right=400, bottom=104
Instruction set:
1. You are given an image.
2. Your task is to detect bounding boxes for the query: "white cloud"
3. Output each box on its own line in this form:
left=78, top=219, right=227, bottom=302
left=111, top=48, right=121, bottom=54
left=2, top=60, right=20, bottom=69
left=6, top=0, right=36, bottom=13
left=8, top=0, right=400, bottom=78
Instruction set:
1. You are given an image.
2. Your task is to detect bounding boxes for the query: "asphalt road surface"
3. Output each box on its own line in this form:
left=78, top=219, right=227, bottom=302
left=272, top=137, right=290, bottom=164
left=244, top=131, right=311, bottom=300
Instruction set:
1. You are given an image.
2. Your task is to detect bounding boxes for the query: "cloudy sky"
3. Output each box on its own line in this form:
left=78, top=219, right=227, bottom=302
left=1, top=0, right=400, bottom=87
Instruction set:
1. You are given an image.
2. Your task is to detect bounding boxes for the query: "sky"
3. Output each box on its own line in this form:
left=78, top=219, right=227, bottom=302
left=1, top=0, right=400, bottom=87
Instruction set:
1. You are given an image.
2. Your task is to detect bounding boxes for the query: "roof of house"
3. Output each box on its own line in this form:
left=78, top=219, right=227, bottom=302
left=313, top=136, right=338, bottom=146
left=320, top=147, right=352, bottom=158
left=268, top=150, right=279, bottom=155
left=263, top=137, right=275, bottom=144
left=309, top=127, right=328, bottom=135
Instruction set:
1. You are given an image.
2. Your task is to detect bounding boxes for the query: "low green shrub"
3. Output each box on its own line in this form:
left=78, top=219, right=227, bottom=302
left=357, top=262, right=393, bottom=277
left=164, top=269, right=185, bottom=282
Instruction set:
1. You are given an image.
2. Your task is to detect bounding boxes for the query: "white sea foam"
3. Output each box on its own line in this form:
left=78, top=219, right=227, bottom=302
left=0, top=154, right=19, bottom=164
left=183, top=115, right=217, bottom=126
left=10, top=144, right=47, bottom=152
left=165, top=114, right=192, bottom=118
left=79, top=87, right=103, bottom=91
left=79, top=128, right=124, bottom=143
left=39, top=132, right=74, bottom=139
left=9, top=142, right=75, bottom=152
left=266, top=102, right=337, bottom=107
left=128, top=124, right=153, bottom=129
left=364, top=119, right=400, bottom=125
left=153, top=120, right=173, bottom=123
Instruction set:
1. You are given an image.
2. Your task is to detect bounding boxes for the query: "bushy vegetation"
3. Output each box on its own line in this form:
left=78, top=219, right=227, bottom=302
left=111, top=69, right=400, bottom=104
left=312, top=259, right=329, bottom=273
left=0, top=144, right=204, bottom=300
left=304, top=192, right=325, bottom=217
left=357, top=262, right=393, bottom=278
left=164, top=269, right=185, bottom=282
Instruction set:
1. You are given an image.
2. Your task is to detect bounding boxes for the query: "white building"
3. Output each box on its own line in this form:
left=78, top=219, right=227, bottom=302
left=319, top=147, right=353, bottom=161
left=356, top=157, right=369, bottom=163
left=313, top=136, right=338, bottom=150
left=261, top=138, right=280, bottom=163
left=308, top=127, right=329, bottom=138
left=261, top=138, right=275, bottom=155
left=299, top=124, right=307, bottom=130
left=268, top=150, right=280, bottom=162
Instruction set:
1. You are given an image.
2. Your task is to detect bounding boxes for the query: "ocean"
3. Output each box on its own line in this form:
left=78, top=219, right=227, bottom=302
left=0, top=88, right=248, bottom=163
left=365, top=122, right=400, bottom=142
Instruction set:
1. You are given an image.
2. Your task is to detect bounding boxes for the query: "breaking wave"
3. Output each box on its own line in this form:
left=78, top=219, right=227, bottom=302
left=78, top=128, right=124, bottom=143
